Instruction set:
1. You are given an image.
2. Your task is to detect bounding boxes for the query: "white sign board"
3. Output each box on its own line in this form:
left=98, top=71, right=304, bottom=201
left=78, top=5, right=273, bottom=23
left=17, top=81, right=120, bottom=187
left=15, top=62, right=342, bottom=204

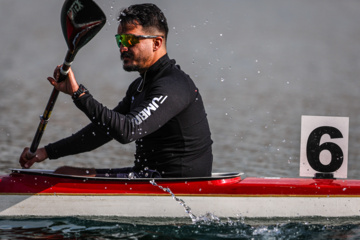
left=300, top=115, right=349, bottom=178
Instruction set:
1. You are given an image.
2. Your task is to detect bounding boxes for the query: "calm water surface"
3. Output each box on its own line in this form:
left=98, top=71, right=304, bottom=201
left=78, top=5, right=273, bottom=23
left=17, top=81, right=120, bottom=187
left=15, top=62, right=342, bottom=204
left=1, top=0, right=360, bottom=238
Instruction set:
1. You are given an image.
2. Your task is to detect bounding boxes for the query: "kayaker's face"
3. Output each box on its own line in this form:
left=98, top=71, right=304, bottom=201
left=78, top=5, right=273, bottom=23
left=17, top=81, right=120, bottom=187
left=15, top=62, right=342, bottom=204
left=117, top=23, right=157, bottom=74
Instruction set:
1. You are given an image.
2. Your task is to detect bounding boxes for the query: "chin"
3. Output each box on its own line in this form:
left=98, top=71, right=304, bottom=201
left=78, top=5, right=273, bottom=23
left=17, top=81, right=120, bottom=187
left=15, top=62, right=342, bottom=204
left=123, top=64, right=140, bottom=72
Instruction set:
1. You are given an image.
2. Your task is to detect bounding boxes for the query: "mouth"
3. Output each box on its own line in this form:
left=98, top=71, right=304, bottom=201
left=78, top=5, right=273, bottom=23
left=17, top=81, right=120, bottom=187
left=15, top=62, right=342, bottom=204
left=121, top=52, right=133, bottom=61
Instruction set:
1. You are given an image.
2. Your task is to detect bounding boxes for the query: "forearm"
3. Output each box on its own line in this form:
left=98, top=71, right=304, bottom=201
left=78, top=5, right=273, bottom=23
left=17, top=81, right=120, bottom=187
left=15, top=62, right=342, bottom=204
left=45, top=123, right=112, bottom=159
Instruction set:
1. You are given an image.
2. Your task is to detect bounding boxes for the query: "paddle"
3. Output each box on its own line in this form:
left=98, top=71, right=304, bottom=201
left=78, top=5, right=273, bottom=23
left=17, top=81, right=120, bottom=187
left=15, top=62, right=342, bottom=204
left=28, top=0, right=106, bottom=157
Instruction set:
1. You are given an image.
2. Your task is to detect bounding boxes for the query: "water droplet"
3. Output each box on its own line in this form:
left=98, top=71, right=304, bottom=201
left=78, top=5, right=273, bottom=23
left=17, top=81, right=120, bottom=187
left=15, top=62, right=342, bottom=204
left=128, top=172, right=135, bottom=179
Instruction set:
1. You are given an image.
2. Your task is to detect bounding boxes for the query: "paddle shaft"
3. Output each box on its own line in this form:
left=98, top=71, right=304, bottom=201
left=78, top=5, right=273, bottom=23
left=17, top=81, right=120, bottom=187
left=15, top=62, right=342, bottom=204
left=28, top=50, right=74, bottom=156
left=27, top=0, right=106, bottom=158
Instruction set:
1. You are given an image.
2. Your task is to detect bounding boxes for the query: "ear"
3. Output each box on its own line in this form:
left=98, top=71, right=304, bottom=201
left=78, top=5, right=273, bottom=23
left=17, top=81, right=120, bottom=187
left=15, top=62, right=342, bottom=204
left=153, top=37, right=163, bottom=51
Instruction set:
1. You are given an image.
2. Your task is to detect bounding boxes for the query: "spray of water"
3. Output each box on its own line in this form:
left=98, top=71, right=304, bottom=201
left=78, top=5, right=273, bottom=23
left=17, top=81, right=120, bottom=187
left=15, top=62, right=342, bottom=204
left=150, top=179, right=224, bottom=224
left=150, top=179, right=197, bottom=222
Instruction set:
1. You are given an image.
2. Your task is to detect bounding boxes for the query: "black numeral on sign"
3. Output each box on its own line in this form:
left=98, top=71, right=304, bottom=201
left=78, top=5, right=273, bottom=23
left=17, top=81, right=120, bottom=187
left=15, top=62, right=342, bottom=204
left=306, top=126, right=344, bottom=172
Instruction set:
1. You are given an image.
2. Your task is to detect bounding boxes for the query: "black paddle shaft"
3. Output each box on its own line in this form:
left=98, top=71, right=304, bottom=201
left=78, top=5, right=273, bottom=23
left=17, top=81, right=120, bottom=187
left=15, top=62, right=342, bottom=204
left=28, top=0, right=106, bottom=156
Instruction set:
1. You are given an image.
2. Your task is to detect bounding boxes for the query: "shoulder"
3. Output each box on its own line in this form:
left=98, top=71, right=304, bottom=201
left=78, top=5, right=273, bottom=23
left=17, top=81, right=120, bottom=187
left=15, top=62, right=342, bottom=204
left=159, top=62, right=195, bottom=90
left=150, top=63, right=198, bottom=105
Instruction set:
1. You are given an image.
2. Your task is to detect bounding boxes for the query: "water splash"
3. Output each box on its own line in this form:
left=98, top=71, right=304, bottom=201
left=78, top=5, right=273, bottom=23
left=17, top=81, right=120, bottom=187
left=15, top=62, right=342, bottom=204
left=150, top=179, right=226, bottom=224
left=150, top=179, right=197, bottom=223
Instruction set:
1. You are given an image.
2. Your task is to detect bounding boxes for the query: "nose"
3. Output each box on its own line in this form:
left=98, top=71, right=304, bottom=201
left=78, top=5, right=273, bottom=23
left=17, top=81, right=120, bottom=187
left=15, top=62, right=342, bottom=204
left=120, top=45, right=128, bottom=53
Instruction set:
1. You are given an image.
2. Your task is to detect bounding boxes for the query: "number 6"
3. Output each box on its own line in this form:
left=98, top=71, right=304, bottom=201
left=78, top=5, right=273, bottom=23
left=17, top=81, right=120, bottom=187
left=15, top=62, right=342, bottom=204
left=306, top=126, right=344, bottom=172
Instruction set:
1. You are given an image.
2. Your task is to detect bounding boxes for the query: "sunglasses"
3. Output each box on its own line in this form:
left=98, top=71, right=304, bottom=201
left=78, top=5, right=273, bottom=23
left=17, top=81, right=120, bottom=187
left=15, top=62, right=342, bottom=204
left=115, top=34, right=163, bottom=48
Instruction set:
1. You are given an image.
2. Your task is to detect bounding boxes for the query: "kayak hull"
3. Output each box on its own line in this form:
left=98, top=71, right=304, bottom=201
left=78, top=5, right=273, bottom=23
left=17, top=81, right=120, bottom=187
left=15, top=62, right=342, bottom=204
left=1, top=169, right=360, bottom=218
left=1, top=195, right=360, bottom=218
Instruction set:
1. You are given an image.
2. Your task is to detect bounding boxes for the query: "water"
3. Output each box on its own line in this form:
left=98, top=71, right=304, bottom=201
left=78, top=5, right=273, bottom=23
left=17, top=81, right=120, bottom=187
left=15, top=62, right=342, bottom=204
left=1, top=217, right=360, bottom=239
left=1, top=0, right=360, bottom=238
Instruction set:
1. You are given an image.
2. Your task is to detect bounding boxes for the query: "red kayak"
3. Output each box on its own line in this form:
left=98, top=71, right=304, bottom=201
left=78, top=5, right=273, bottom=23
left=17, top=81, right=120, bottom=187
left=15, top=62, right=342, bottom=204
left=1, top=168, right=359, bottom=218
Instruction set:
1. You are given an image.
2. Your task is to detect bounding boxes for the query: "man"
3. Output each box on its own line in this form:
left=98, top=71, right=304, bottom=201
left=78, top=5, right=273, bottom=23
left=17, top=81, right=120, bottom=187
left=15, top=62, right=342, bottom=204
left=19, top=3, right=213, bottom=178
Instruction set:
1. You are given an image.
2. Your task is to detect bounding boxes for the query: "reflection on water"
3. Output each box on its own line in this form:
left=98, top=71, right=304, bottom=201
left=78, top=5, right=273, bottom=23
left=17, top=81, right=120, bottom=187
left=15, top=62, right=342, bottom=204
left=1, top=0, right=360, bottom=180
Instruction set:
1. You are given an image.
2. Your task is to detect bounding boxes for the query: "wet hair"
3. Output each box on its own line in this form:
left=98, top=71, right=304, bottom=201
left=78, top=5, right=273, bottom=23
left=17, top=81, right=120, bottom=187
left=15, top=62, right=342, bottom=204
left=118, top=4, right=169, bottom=41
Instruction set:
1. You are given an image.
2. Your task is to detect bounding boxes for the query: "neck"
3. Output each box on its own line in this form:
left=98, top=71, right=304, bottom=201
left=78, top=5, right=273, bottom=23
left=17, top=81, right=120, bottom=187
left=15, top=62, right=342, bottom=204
left=138, top=50, right=167, bottom=74
left=139, top=53, right=169, bottom=77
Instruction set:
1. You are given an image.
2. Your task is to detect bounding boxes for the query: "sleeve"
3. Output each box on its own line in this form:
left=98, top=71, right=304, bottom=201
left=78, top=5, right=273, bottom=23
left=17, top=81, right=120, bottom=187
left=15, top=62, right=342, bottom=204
left=73, top=75, right=194, bottom=144
left=45, top=122, right=112, bottom=159
left=45, top=92, right=132, bottom=160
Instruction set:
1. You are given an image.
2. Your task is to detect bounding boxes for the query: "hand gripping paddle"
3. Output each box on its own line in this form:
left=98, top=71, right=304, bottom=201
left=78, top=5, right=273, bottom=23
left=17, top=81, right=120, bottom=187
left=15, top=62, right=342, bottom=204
left=28, top=0, right=106, bottom=157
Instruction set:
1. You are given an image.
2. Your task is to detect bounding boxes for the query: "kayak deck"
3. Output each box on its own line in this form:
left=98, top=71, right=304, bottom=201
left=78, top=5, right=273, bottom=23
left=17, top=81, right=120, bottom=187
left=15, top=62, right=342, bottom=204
left=7, top=168, right=243, bottom=181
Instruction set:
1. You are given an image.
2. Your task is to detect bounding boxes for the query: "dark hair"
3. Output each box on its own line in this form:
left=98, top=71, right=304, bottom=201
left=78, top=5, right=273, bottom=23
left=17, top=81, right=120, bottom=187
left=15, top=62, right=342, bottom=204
left=118, top=4, right=169, bottom=40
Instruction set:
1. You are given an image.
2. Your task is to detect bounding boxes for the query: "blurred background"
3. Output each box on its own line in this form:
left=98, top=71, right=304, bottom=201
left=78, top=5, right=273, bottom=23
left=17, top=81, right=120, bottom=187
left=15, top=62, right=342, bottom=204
left=1, top=0, right=360, bottom=178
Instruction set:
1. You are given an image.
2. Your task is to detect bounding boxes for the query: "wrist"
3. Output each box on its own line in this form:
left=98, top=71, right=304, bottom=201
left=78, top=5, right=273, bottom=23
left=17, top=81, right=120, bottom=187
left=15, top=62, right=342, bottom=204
left=72, top=84, right=89, bottom=100
left=39, top=147, right=49, bottom=160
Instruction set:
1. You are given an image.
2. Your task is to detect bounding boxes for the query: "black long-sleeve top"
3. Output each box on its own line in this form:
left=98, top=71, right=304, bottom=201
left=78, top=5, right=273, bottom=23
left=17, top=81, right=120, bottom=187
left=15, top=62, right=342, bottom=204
left=45, top=54, right=213, bottom=177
